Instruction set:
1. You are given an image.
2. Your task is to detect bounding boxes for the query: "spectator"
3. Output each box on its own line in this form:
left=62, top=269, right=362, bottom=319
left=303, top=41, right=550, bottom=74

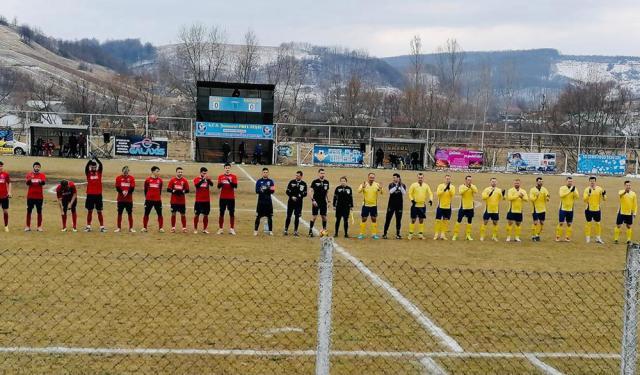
left=411, top=151, right=420, bottom=170
left=222, top=141, right=231, bottom=164
left=45, top=139, right=55, bottom=157
left=375, top=148, right=384, bottom=168
left=238, top=141, right=246, bottom=164
left=68, top=134, right=78, bottom=158
left=78, top=133, right=87, bottom=158
left=254, top=143, right=264, bottom=165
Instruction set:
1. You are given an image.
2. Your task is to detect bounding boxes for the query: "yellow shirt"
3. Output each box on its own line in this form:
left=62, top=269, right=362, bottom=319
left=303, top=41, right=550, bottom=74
left=408, top=182, right=434, bottom=207
left=559, top=185, right=580, bottom=211
left=481, top=187, right=504, bottom=214
left=583, top=186, right=606, bottom=211
left=507, top=187, right=529, bottom=214
left=358, top=182, right=382, bottom=207
left=619, top=190, right=638, bottom=216
left=458, top=184, right=478, bottom=210
left=436, top=183, right=456, bottom=209
left=529, top=186, right=550, bottom=213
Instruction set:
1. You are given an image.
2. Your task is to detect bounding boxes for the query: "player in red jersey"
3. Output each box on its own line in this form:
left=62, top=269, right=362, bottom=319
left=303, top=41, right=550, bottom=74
left=217, top=163, right=238, bottom=235
left=55, top=180, right=78, bottom=232
left=193, top=167, right=213, bottom=233
left=25, top=161, right=46, bottom=232
left=115, top=165, right=136, bottom=233
left=167, top=167, right=190, bottom=233
left=0, top=161, right=12, bottom=232
left=84, top=156, right=105, bottom=232
left=142, top=166, right=164, bottom=232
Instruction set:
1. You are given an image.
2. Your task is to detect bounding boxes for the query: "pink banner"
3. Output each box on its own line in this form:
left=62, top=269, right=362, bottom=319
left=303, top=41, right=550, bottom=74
left=435, top=148, right=483, bottom=170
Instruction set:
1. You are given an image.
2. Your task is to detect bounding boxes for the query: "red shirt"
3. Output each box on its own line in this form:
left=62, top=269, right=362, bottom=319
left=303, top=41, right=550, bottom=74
left=26, top=172, right=46, bottom=200
left=144, top=177, right=163, bottom=202
left=86, top=171, right=103, bottom=195
left=217, top=173, right=238, bottom=200
left=0, top=172, right=10, bottom=199
left=193, top=176, right=213, bottom=202
left=56, top=181, right=77, bottom=201
left=168, top=176, right=190, bottom=205
left=115, top=175, right=136, bottom=203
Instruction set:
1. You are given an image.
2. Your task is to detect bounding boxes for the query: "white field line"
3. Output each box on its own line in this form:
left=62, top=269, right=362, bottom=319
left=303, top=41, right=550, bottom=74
left=236, top=165, right=464, bottom=353
left=0, top=346, right=620, bottom=360
left=420, top=357, right=449, bottom=375
left=525, top=354, right=565, bottom=375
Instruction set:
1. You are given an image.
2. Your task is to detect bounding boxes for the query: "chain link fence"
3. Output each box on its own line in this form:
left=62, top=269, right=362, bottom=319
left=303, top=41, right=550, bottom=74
left=0, top=241, right=637, bottom=374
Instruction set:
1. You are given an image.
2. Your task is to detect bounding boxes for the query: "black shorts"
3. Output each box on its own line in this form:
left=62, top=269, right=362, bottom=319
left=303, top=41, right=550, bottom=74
left=144, top=200, right=163, bottom=216
left=585, top=210, right=602, bottom=222
left=361, top=206, right=378, bottom=218
left=0, top=198, right=8, bottom=210
left=85, top=194, right=104, bottom=211
left=532, top=211, right=546, bottom=222
left=506, top=211, right=523, bottom=222
left=117, top=202, right=133, bottom=215
left=27, top=198, right=43, bottom=213
left=435, top=207, right=452, bottom=220
left=410, top=206, right=426, bottom=219
left=194, top=202, right=211, bottom=216
left=287, top=200, right=303, bottom=217
left=617, top=213, right=634, bottom=226
left=257, top=201, right=273, bottom=217
left=312, top=202, right=328, bottom=216
left=559, top=210, right=574, bottom=224
left=219, top=199, right=235, bottom=216
left=457, top=209, right=474, bottom=223
left=171, top=204, right=186, bottom=214
left=62, top=199, right=77, bottom=212
left=483, top=211, right=499, bottom=222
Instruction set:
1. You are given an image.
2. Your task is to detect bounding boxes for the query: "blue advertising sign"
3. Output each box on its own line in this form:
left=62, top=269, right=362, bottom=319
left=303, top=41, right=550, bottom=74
left=209, top=96, right=262, bottom=113
left=577, top=154, right=626, bottom=175
left=313, top=144, right=363, bottom=167
left=0, top=129, right=14, bottom=141
left=195, top=122, right=274, bottom=140
left=115, top=136, right=168, bottom=158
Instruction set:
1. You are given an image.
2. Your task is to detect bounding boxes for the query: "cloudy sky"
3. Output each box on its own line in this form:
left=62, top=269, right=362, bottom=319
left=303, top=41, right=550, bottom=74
left=1, top=0, right=639, bottom=57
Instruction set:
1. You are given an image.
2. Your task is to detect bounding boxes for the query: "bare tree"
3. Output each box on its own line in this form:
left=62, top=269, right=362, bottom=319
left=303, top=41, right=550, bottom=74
left=234, top=29, right=260, bottom=83
left=435, top=39, right=465, bottom=129
left=64, top=79, right=100, bottom=114
left=105, top=75, right=138, bottom=115
left=0, top=67, right=19, bottom=106
left=408, top=35, right=424, bottom=89
left=266, top=43, right=307, bottom=122
left=134, top=74, right=162, bottom=116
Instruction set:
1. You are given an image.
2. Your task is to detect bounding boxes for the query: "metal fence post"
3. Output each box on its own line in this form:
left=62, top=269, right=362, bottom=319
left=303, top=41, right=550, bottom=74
left=190, top=119, right=195, bottom=161
left=315, top=237, right=334, bottom=375
left=621, top=243, right=640, bottom=375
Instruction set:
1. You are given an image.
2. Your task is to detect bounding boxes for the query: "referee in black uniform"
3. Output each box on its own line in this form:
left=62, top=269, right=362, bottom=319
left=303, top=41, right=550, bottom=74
left=383, top=173, right=406, bottom=239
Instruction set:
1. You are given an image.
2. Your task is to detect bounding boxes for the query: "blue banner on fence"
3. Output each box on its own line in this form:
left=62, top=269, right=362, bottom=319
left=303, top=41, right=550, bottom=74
left=195, top=122, right=274, bottom=140
left=577, top=154, right=626, bottom=175
left=208, top=96, right=262, bottom=113
left=115, top=136, right=168, bottom=157
left=313, top=144, right=363, bottom=167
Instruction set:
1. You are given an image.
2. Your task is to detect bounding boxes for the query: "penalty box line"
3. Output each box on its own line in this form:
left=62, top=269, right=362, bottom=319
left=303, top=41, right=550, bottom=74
left=237, top=165, right=464, bottom=353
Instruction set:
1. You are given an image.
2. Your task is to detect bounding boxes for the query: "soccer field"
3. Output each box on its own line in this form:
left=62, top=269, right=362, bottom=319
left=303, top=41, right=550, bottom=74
left=0, top=156, right=632, bottom=373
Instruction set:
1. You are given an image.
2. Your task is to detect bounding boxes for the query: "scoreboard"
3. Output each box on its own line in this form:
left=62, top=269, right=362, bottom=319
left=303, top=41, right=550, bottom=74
left=208, top=96, right=262, bottom=113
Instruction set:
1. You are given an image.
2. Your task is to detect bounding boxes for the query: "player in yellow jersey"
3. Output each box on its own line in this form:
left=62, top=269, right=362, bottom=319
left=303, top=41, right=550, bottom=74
left=505, top=179, right=528, bottom=242
left=480, top=178, right=505, bottom=241
left=583, top=176, right=606, bottom=244
left=614, top=180, right=637, bottom=244
left=434, top=175, right=456, bottom=240
left=557, top=176, right=579, bottom=242
left=529, top=177, right=550, bottom=242
left=357, top=172, right=383, bottom=239
left=407, top=172, right=433, bottom=240
left=453, top=175, right=478, bottom=241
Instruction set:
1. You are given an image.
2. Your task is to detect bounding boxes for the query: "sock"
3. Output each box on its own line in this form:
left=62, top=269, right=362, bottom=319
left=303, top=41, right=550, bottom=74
left=434, top=220, right=441, bottom=235
left=409, top=223, right=415, bottom=234
left=158, top=216, right=163, bottom=229
left=506, top=224, right=513, bottom=237
left=219, top=216, right=224, bottom=229
left=87, top=210, right=93, bottom=226
left=538, top=224, right=543, bottom=236
left=614, top=227, right=621, bottom=241
left=117, top=213, right=123, bottom=229
left=465, top=224, right=472, bottom=237
left=2, top=212, right=7, bottom=226
left=585, top=222, right=592, bottom=237
left=62, top=214, right=67, bottom=228
left=26, top=213, right=31, bottom=228
left=284, top=215, right=291, bottom=231
left=360, top=222, right=366, bottom=235
left=442, top=220, right=449, bottom=235
left=515, top=225, right=522, bottom=238
left=453, top=223, right=460, bottom=237
left=254, top=216, right=260, bottom=231
left=37, top=213, right=42, bottom=227
left=294, top=216, right=300, bottom=232
left=194, top=216, right=199, bottom=230
left=556, top=225, right=562, bottom=238
left=595, top=222, right=602, bottom=237
left=127, top=214, right=133, bottom=229
left=335, top=219, right=340, bottom=235
left=181, top=215, right=187, bottom=229
left=309, top=220, right=315, bottom=232
left=203, top=216, right=209, bottom=230
left=72, top=212, right=77, bottom=228
left=97, top=211, right=104, bottom=226
left=171, top=215, right=176, bottom=228
left=480, top=224, right=486, bottom=238
left=419, top=222, right=425, bottom=234
left=566, top=226, right=573, bottom=239
left=531, top=224, right=538, bottom=237
left=143, top=215, right=149, bottom=229
left=267, top=216, right=273, bottom=232
left=372, top=222, right=378, bottom=235
left=322, top=220, right=327, bottom=230
left=230, top=216, right=235, bottom=229
left=627, top=228, right=633, bottom=242
left=492, top=224, right=498, bottom=238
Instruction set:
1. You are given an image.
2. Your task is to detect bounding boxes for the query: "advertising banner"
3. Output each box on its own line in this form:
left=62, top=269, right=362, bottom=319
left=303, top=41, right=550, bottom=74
left=506, top=152, right=557, bottom=172
left=577, top=154, right=626, bottom=175
left=276, top=143, right=298, bottom=166
left=195, top=122, right=274, bottom=140
left=313, top=144, right=364, bottom=167
left=115, top=136, right=168, bottom=158
left=435, top=148, right=483, bottom=170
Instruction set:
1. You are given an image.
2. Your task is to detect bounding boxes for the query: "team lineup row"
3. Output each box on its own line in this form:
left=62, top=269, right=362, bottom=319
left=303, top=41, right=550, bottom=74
left=0, top=160, right=636, bottom=244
